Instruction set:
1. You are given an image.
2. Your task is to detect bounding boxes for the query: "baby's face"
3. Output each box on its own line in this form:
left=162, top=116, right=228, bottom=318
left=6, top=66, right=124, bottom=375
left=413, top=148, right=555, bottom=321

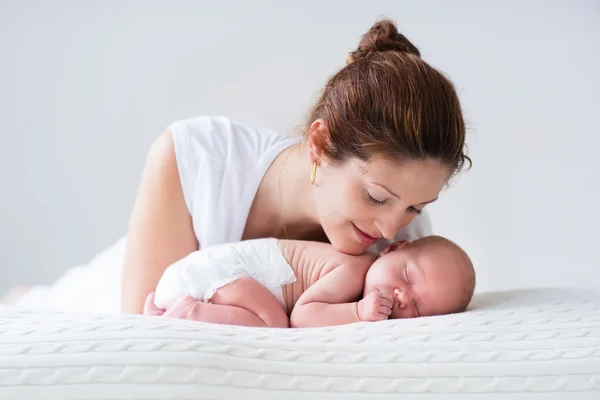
left=363, top=237, right=473, bottom=319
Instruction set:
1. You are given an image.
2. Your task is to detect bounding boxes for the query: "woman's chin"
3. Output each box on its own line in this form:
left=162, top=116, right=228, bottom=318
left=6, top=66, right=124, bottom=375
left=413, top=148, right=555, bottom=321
left=324, top=225, right=370, bottom=255
left=330, top=238, right=367, bottom=256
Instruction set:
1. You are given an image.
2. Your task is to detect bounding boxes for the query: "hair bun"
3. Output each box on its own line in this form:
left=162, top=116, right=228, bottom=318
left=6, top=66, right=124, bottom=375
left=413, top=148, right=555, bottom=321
left=347, top=19, right=421, bottom=64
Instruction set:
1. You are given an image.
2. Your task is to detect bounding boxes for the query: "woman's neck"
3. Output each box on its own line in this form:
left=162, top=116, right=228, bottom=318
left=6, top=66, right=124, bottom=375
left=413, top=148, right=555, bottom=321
left=276, top=143, right=323, bottom=240
left=242, top=142, right=324, bottom=242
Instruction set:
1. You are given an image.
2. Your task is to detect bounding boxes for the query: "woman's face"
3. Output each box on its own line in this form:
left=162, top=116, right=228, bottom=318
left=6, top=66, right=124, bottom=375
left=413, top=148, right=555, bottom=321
left=312, top=156, right=449, bottom=255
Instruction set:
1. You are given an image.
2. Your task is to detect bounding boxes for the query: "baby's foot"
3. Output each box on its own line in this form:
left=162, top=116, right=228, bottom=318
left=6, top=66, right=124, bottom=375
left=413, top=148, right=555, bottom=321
left=162, top=296, right=203, bottom=320
left=143, top=292, right=166, bottom=316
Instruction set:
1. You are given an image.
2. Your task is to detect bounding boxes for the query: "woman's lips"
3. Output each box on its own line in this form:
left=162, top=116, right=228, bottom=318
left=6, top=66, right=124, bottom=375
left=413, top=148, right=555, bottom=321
left=353, top=224, right=378, bottom=246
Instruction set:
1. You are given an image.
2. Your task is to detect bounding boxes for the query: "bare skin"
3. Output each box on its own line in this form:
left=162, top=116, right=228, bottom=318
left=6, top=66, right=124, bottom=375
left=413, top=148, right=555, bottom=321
left=278, top=240, right=376, bottom=311
left=145, top=236, right=475, bottom=328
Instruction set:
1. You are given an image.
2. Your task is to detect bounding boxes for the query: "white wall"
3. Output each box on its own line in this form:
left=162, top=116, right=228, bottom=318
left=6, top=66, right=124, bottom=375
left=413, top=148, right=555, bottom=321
left=1, top=0, right=599, bottom=293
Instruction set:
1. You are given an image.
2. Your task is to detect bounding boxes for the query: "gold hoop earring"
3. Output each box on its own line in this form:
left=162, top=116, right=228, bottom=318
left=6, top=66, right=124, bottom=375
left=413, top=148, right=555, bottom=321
left=310, top=162, right=317, bottom=185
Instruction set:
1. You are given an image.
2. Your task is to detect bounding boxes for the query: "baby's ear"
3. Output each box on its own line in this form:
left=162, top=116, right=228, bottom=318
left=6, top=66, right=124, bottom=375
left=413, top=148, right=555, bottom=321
left=379, top=240, right=409, bottom=256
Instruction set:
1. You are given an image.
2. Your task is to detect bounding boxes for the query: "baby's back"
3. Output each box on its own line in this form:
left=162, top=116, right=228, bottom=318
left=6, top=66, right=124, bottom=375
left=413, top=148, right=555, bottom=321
left=278, top=240, right=376, bottom=311
left=154, top=238, right=375, bottom=313
left=154, top=238, right=296, bottom=309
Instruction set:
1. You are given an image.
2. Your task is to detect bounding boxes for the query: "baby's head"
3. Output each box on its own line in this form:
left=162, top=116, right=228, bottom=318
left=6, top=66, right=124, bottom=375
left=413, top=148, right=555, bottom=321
left=364, top=235, right=475, bottom=319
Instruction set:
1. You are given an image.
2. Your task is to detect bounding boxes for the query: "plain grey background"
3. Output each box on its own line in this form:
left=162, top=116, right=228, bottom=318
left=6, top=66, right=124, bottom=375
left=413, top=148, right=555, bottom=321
left=1, top=0, right=599, bottom=294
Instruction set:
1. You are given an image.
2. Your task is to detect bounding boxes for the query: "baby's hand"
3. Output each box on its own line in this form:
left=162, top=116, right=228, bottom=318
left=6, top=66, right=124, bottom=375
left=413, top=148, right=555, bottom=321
left=358, top=290, right=393, bottom=322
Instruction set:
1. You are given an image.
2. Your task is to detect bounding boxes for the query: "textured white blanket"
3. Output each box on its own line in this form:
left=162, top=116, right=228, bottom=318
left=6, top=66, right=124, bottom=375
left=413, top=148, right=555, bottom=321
left=1, top=287, right=599, bottom=399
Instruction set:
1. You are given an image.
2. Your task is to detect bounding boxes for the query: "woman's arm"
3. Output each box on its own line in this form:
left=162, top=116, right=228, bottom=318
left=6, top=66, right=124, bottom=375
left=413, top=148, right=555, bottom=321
left=121, top=130, right=198, bottom=314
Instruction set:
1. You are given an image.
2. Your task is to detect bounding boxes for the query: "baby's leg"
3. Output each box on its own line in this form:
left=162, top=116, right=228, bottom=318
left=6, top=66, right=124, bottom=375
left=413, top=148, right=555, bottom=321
left=164, top=277, right=289, bottom=328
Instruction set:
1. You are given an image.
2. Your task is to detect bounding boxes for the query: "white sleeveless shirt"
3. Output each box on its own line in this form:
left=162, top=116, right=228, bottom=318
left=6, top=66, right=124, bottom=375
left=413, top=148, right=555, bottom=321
left=169, top=116, right=433, bottom=252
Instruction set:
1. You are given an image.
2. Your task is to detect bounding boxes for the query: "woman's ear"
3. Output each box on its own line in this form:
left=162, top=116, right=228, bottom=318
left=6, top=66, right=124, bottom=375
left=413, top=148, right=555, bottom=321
left=379, top=240, right=409, bottom=256
left=308, top=119, right=330, bottom=165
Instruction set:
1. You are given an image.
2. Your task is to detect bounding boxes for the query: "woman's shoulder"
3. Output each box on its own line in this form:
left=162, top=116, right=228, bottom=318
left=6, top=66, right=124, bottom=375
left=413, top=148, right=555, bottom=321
left=168, top=115, right=294, bottom=145
left=164, top=117, right=299, bottom=247
left=168, top=115, right=299, bottom=167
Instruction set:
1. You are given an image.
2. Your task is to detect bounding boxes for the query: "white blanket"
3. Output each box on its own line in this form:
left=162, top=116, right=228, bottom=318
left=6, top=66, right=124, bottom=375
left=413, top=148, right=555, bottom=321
left=8, top=237, right=126, bottom=314
left=1, top=287, right=599, bottom=399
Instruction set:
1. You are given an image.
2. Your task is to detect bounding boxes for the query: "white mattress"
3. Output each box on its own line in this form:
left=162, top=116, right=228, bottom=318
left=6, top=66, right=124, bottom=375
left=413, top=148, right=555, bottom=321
left=1, top=287, right=599, bottom=399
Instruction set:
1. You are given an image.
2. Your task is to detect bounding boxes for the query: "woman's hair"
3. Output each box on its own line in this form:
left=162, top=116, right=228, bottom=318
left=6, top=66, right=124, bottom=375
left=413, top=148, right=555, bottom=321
left=305, top=19, right=470, bottom=176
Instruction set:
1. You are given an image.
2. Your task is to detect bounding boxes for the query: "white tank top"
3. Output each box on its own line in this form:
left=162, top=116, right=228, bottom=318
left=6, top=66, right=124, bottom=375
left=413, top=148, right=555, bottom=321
left=169, top=116, right=433, bottom=251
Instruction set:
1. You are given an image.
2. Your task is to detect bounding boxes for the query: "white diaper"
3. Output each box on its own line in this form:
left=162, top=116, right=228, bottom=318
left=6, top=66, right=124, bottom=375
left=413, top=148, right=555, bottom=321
left=153, top=238, right=297, bottom=311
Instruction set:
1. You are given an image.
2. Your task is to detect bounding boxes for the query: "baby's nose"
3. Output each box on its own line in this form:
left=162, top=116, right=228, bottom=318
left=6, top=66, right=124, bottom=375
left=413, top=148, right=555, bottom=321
left=394, top=288, right=414, bottom=307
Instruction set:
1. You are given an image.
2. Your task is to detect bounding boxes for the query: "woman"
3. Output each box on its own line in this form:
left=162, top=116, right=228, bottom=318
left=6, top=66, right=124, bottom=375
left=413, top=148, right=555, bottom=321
left=122, top=18, right=469, bottom=314
left=4, top=19, right=470, bottom=314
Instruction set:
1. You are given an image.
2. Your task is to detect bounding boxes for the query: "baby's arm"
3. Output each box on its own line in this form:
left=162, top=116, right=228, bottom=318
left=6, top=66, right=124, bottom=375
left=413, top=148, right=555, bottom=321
left=290, top=263, right=392, bottom=328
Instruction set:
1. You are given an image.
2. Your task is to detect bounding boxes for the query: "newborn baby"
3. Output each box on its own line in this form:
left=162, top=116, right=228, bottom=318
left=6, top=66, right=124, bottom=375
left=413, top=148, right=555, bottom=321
left=144, top=236, right=475, bottom=328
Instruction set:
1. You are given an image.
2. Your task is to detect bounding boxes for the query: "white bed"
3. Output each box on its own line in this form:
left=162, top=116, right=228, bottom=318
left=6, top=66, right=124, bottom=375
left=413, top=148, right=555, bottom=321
left=1, top=287, right=599, bottom=399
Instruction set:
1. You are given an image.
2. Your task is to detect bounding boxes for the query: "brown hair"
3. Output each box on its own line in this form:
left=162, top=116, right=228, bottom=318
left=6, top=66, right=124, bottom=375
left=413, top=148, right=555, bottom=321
left=306, top=19, right=470, bottom=176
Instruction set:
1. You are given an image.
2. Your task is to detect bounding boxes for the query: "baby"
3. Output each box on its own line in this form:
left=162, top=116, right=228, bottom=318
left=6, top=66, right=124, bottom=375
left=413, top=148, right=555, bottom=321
left=144, top=236, right=475, bottom=328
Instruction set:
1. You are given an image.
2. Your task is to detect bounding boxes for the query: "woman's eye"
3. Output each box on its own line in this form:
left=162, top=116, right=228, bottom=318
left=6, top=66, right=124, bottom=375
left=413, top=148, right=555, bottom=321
left=365, top=190, right=387, bottom=206
left=408, top=206, right=423, bottom=215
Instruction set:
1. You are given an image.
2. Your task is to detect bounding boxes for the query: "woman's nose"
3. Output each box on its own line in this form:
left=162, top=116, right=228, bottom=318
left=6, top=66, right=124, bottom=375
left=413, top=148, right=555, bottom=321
left=380, top=223, right=398, bottom=239
left=376, top=213, right=405, bottom=239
